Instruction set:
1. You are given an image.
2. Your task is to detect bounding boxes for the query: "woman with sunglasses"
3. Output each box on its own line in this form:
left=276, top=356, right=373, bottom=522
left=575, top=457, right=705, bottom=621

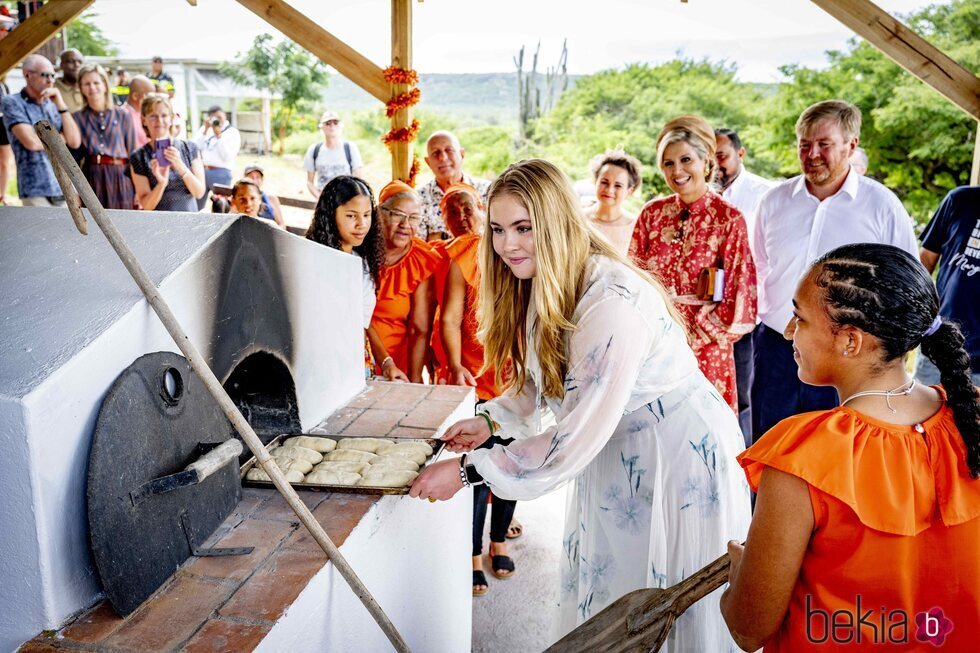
left=370, top=181, right=440, bottom=383
left=630, top=115, right=757, bottom=413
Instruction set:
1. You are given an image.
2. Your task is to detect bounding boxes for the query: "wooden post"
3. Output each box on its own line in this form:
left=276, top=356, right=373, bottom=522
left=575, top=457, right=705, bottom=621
left=0, top=0, right=95, bottom=77
left=971, top=121, right=980, bottom=186
left=390, top=0, right=413, bottom=181
left=236, top=0, right=387, bottom=102
left=809, top=0, right=980, bottom=120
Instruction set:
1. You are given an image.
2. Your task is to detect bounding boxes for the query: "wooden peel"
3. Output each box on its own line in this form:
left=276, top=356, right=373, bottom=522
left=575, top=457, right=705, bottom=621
left=34, top=121, right=412, bottom=653
left=546, top=552, right=731, bottom=652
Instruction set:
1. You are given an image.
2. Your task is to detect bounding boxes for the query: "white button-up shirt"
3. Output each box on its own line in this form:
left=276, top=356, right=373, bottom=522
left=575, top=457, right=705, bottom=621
left=720, top=168, right=776, bottom=258
left=192, top=121, right=241, bottom=171
left=754, top=167, right=918, bottom=333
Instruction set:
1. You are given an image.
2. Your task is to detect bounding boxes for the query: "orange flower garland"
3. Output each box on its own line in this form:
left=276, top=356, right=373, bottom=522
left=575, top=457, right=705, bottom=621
left=383, top=66, right=422, bottom=185
left=385, top=88, right=421, bottom=117
left=383, top=66, right=419, bottom=86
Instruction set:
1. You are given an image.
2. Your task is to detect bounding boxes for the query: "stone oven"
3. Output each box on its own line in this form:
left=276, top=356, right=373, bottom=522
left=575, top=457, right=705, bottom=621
left=0, top=208, right=364, bottom=650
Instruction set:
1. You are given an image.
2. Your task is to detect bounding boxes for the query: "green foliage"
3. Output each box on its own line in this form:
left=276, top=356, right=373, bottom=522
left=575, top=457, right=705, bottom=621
left=64, top=12, right=118, bottom=57
left=222, top=35, right=328, bottom=153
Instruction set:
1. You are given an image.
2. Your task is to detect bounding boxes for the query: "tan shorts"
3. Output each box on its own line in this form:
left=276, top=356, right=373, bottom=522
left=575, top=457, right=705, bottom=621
left=20, top=196, right=66, bottom=207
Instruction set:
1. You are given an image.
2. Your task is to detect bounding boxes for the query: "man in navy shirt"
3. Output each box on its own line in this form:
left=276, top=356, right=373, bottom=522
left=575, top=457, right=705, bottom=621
left=918, top=185, right=980, bottom=385
left=1, top=54, right=80, bottom=206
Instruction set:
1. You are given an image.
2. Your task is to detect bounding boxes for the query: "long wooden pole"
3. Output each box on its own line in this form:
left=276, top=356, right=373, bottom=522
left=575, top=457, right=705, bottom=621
left=390, top=0, right=413, bottom=181
left=34, top=121, right=411, bottom=653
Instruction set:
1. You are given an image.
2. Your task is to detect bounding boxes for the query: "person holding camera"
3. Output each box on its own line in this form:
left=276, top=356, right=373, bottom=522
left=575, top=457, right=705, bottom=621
left=192, top=105, right=240, bottom=210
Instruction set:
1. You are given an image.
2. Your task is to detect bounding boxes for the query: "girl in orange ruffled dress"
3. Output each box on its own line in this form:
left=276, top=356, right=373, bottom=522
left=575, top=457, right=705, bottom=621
left=721, top=243, right=980, bottom=652
left=369, top=181, right=440, bottom=383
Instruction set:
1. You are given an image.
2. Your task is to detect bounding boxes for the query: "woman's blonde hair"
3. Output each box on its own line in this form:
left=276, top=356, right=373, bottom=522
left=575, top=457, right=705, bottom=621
left=139, top=93, right=173, bottom=138
left=479, top=158, right=680, bottom=399
left=77, top=64, right=113, bottom=110
left=656, top=114, right=716, bottom=182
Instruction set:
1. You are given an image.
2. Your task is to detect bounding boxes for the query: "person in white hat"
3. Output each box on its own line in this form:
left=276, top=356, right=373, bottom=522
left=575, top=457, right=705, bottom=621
left=303, top=110, right=363, bottom=198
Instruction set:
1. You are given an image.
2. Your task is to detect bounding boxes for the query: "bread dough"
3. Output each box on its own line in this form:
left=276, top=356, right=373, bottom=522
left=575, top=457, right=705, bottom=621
left=358, top=469, right=418, bottom=488
left=374, top=447, right=427, bottom=466
left=272, top=445, right=323, bottom=465
left=367, top=457, right=420, bottom=472
left=336, top=437, right=392, bottom=453
left=377, top=441, right=433, bottom=458
left=271, top=458, right=313, bottom=474
left=324, top=449, right=379, bottom=463
left=313, top=461, right=371, bottom=474
left=284, top=435, right=337, bottom=453
left=305, top=470, right=361, bottom=486
left=246, top=467, right=305, bottom=483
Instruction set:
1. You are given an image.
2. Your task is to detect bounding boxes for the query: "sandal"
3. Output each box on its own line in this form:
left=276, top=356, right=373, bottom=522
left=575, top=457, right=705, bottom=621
left=473, top=570, right=489, bottom=596
left=490, top=554, right=516, bottom=579
left=506, top=518, right=523, bottom=539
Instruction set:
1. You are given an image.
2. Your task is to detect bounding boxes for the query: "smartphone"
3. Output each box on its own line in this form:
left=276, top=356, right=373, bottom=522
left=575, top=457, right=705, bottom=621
left=153, top=138, right=171, bottom=167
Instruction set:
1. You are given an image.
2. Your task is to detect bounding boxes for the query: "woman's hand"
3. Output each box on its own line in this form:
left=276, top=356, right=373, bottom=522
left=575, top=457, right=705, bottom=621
left=149, top=159, right=169, bottom=184
left=408, top=458, right=463, bottom=501
left=162, top=146, right=188, bottom=176
left=727, top=540, right=745, bottom=585
left=449, top=365, right=477, bottom=388
left=441, top=416, right=491, bottom=453
left=382, top=359, right=409, bottom=382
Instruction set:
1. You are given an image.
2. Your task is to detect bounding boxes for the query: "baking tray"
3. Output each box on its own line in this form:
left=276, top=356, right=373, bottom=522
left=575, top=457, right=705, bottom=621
left=239, top=433, right=445, bottom=495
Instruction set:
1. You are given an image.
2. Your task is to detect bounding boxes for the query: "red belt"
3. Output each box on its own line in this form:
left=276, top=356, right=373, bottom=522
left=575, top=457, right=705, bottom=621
left=89, top=155, right=129, bottom=166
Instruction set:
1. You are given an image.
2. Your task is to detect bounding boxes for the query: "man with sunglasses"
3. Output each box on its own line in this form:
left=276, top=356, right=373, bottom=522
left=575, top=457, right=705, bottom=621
left=303, top=110, right=363, bottom=198
left=1, top=54, right=80, bottom=206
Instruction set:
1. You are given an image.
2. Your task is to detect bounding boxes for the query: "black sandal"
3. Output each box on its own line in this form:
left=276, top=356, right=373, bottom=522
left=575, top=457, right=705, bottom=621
left=473, top=570, right=489, bottom=596
left=490, top=555, right=516, bottom=579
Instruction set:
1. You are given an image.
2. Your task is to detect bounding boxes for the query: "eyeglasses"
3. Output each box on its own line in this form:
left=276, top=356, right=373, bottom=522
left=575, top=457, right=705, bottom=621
left=29, top=71, right=56, bottom=79
left=383, top=207, right=422, bottom=226
left=323, top=120, right=340, bottom=126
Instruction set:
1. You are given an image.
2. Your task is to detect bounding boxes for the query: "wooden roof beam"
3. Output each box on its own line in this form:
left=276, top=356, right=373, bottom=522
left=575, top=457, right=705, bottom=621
left=236, top=0, right=388, bottom=102
left=0, top=0, right=95, bottom=77
left=809, top=0, right=980, bottom=120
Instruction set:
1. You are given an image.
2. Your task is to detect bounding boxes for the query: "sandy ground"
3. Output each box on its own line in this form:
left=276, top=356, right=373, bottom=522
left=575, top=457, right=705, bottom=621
left=471, top=485, right=568, bottom=653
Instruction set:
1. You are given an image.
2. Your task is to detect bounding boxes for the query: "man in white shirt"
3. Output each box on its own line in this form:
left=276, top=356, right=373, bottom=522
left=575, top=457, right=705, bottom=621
left=751, top=99, right=918, bottom=440
left=193, top=105, right=241, bottom=210
left=416, top=130, right=490, bottom=241
left=303, top=110, right=364, bottom=198
left=715, top=128, right=776, bottom=443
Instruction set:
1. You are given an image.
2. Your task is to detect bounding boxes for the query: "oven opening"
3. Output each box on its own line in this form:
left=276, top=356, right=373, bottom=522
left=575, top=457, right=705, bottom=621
left=223, top=351, right=301, bottom=450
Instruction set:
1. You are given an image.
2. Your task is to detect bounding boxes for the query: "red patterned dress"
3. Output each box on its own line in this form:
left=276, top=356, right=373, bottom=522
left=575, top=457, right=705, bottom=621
left=629, top=192, right=757, bottom=411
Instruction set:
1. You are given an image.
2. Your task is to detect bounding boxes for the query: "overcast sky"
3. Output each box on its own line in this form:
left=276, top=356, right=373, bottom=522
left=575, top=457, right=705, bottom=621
left=88, top=0, right=938, bottom=82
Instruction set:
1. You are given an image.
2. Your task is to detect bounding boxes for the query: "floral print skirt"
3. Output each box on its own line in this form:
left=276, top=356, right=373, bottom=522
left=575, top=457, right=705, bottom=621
left=556, top=372, right=751, bottom=651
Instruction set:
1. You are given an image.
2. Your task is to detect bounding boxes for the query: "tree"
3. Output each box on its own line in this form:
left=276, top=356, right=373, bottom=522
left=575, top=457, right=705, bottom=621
left=64, top=12, right=119, bottom=57
left=223, top=34, right=328, bottom=155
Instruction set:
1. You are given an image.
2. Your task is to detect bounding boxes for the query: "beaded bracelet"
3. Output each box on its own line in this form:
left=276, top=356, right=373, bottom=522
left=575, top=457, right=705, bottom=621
left=458, top=454, right=471, bottom=488
left=476, top=411, right=495, bottom=436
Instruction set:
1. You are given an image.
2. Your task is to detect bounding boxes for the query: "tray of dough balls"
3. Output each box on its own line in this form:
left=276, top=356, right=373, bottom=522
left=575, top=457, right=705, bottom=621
left=240, top=434, right=443, bottom=495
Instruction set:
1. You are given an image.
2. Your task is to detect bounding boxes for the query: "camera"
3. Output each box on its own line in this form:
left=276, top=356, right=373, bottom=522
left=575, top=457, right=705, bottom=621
left=210, top=118, right=221, bottom=127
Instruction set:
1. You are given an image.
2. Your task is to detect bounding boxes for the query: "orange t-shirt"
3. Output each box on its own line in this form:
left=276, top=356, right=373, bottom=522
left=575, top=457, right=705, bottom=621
left=371, top=237, right=440, bottom=374
left=428, top=239, right=452, bottom=377
left=439, top=234, right=503, bottom=401
left=738, top=394, right=980, bottom=652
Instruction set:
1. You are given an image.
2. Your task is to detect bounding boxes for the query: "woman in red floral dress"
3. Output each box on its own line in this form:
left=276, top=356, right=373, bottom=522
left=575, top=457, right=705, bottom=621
left=629, top=115, right=757, bottom=411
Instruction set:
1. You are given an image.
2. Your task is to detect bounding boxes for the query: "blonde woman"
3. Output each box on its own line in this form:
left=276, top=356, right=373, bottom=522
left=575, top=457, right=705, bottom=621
left=74, top=64, right=139, bottom=209
left=129, top=95, right=205, bottom=212
left=411, top=159, right=751, bottom=648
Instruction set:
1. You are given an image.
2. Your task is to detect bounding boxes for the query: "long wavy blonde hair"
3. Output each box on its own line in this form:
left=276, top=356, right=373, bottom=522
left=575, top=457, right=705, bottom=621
left=478, top=159, right=680, bottom=399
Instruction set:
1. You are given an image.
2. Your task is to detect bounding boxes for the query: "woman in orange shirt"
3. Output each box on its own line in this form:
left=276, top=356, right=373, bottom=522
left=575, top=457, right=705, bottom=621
left=369, top=181, right=440, bottom=383
left=721, top=243, right=980, bottom=652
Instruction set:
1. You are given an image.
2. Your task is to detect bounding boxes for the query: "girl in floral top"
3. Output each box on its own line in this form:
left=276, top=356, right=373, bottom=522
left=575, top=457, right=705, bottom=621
left=411, top=159, right=750, bottom=649
left=630, top=115, right=757, bottom=412
left=722, top=244, right=979, bottom=651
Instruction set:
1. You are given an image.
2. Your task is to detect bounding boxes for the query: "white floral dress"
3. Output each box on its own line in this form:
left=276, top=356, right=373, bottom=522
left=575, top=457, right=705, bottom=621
left=468, top=255, right=751, bottom=651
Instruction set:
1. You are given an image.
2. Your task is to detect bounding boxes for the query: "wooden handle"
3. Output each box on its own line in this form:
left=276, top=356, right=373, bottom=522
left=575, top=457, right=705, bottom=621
left=185, top=439, right=243, bottom=481
left=627, top=552, right=731, bottom=635
left=34, top=121, right=412, bottom=653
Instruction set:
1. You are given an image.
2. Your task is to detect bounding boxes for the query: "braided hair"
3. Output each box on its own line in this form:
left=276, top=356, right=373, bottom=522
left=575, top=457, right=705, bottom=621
left=305, top=175, right=385, bottom=288
left=811, top=243, right=979, bottom=477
